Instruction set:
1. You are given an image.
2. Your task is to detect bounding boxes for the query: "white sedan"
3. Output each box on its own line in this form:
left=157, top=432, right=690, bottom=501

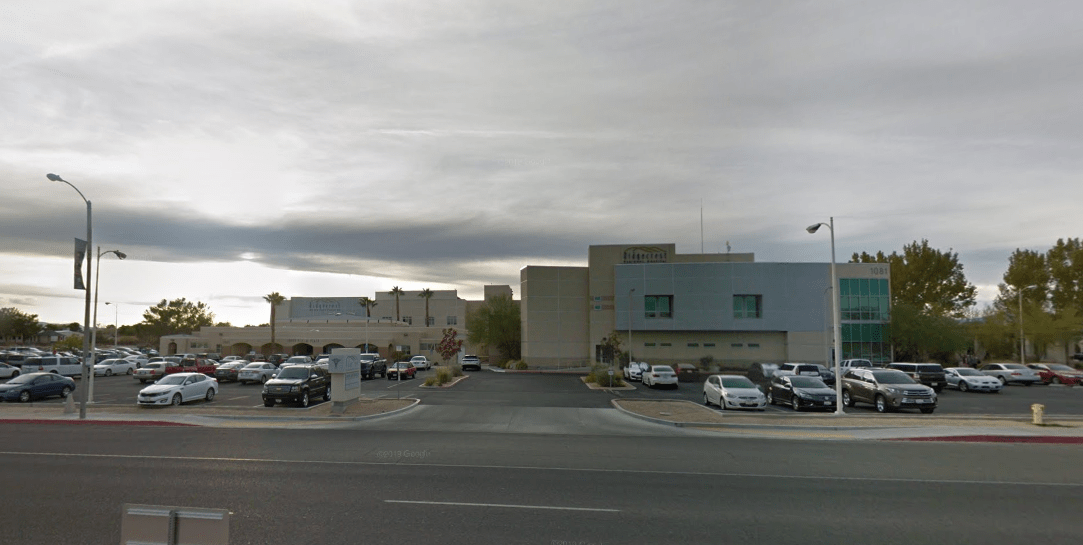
left=623, top=362, right=647, bottom=381
left=0, top=363, right=20, bottom=379
left=409, top=356, right=431, bottom=370
left=642, top=365, right=678, bottom=388
left=945, top=367, right=1002, bottom=393
left=137, top=372, right=218, bottom=406
left=93, top=358, right=137, bottom=377
left=123, top=355, right=149, bottom=367
left=703, top=374, right=767, bottom=410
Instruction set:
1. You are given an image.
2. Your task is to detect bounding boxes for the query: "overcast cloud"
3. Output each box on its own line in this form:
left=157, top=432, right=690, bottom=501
left=3, top=0, right=1082, bottom=326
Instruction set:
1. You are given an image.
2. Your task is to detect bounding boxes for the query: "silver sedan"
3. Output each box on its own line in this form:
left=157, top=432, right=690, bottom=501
left=945, top=367, right=1002, bottom=393
left=238, top=362, right=280, bottom=385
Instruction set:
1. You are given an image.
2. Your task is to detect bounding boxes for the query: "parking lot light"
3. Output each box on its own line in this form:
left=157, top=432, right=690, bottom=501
left=807, top=217, right=844, bottom=415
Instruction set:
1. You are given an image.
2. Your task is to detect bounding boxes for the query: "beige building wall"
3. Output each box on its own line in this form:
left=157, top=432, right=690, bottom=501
left=521, top=266, right=590, bottom=367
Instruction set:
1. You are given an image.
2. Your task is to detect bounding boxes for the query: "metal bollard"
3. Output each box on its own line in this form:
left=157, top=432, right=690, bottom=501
left=1031, top=403, right=1045, bottom=425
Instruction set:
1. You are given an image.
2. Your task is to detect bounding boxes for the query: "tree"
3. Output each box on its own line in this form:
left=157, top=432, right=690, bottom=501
left=53, top=334, right=84, bottom=352
left=886, top=303, right=968, bottom=363
left=358, top=297, right=377, bottom=319
left=995, top=241, right=1083, bottom=361
left=466, top=293, right=521, bottom=362
left=600, top=331, right=623, bottom=365
left=852, top=239, right=976, bottom=317
left=68, top=322, right=82, bottom=332
left=0, top=308, right=42, bottom=342
left=263, top=292, right=286, bottom=354
left=437, top=328, right=464, bottom=365
left=140, top=298, right=215, bottom=342
left=389, top=286, right=404, bottom=321
left=419, top=288, right=434, bottom=326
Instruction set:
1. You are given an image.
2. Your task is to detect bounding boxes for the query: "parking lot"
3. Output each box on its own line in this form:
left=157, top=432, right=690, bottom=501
left=4, top=367, right=1083, bottom=417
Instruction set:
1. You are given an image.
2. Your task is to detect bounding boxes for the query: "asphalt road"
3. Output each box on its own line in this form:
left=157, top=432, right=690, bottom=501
left=2, top=423, right=1081, bottom=544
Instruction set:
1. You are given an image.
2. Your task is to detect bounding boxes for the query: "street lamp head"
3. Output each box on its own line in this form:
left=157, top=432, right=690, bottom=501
left=806, top=223, right=822, bottom=234
left=46, top=173, right=64, bottom=182
left=114, top=251, right=127, bottom=260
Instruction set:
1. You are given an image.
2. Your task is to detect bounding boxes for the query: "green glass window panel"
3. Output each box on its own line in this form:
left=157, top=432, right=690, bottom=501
left=862, top=323, right=874, bottom=341
left=849, top=278, right=859, bottom=296
left=870, top=279, right=880, bottom=296
left=841, top=324, right=853, bottom=342
left=879, top=297, right=889, bottom=319
left=859, top=279, right=869, bottom=296
left=659, top=297, right=670, bottom=315
left=840, top=278, right=850, bottom=296
left=871, top=324, right=884, bottom=342
left=879, top=279, right=889, bottom=296
left=646, top=298, right=657, bottom=313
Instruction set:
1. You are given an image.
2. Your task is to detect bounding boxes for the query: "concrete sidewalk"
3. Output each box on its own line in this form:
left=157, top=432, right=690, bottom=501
left=612, top=399, right=1083, bottom=442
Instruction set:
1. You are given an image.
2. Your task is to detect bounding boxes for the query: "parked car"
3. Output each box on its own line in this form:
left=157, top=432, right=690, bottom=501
left=811, top=364, right=836, bottom=385
left=137, top=372, right=218, bottom=406
left=887, top=363, right=947, bottom=392
left=461, top=355, right=482, bottom=371
left=123, top=355, right=148, bottom=367
left=623, top=362, right=648, bottom=381
left=841, top=368, right=937, bottom=413
left=1027, top=363, right=1083, bottom=386
left=839, top=359, right=875, bottom=374
left=980, top=363, right=1042, bottom=386
left=359, top=353, right=388, bottom=379
left=134, top=362, right=168, bottom=384
left=267, top=354, right=290, bottom=365
left=703, top=374, right=766, bottom=410
left=944, top=367, right=1003, bottom=393
left=767, top=375, right=837, bottom=411
left=747, top=362, right=779, bottom=384
left=93, top=358, right=136, bottom=377
left=238, top=362, right=280, bottom=385
left=387, top=362, right=417, bottom=380
left=281, top=355, right=313, bottom=366
left=0, top=362, right=21, bottom=379
left=775, top=363, right=822, bottom=380
left=675, top=363, right=700, bottom=382
left=262, top=364, right=330, bottom=407
left=214, top=361, right=248, bottom=382
left=21, top=356, right=82, bottom=377
left=409, top=355, right=432, bottom=370
left=0, top=372, right=76, bottom=402
left=220, top=355, right=245, bottom=362
left=642, top=365, right=678, bottom=389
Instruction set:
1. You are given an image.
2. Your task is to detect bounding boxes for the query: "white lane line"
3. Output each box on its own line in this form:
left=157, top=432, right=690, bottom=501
left=227, top=396, right=248, bottom=401
left=0, top=451, right=1078, bottom=487
left=385, top=500, right=618, bottom=512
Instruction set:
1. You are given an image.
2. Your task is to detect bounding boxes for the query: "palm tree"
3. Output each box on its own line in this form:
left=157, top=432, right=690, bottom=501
left=358, top=296, right=378, bottom=352
left=419, top=288, right=434, bottom=326
left=263, top=292, right=285, bottom=354
left=389, top=286, right=404, bottom=322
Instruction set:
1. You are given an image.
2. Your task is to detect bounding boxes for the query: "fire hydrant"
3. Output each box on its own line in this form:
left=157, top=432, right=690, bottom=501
left=1031, top=403, right=1045, bottom=425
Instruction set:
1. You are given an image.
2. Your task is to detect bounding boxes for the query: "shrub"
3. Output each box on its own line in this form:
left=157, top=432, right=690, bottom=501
left=515, top=361, right=528, bottom=370
left=585, top=365, right=625, bottom=387
left=423, top=376, right=438, bottom=386
left=451, top=365, right=464, bottom=377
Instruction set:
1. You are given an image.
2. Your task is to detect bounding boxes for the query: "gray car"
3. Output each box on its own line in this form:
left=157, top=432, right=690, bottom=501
left=841, top=368, right=937, bottom=414
left=979, top=363, right=1041, bottom=386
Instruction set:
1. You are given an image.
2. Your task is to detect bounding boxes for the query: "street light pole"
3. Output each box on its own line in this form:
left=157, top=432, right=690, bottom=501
left=106, top=302, right=119, bottom=346
left=90, top=248, right=126, bottom=403
left=47, top=173, right=91, bottom=420
left=807, top=217, right=844, bottom=416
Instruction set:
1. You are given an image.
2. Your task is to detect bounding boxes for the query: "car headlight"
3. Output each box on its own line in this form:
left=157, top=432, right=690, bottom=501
left=290, top=385, right=299, bottom=392
left=885, top=387, right=903, bottom=394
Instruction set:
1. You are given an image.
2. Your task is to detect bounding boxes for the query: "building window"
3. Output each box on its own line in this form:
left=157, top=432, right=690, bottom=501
left=704, top=343, right=716, bottom=348
left=403, top=316, right=413, bottom=325
left=447, top=316, right=457, bottom=325
left=420, top=343, right=436, bottom=351
left=747, top=343, right=760, bottom=348
left=382, top=316, right=392, bottom=321
left=733, top=295, right=762, bottom=319
left=644, top=342, right=656, bottom=347
left=644, top=295, right=673, bottom=318
left=731, top=343, right=743, bottom=348
left=840, top=278, right=890, bottom=321
left=660, top=342, right=672, bottom=347
left=426, top=317, right=435, bottom=326
left=687, top=343, right=699, bottom=348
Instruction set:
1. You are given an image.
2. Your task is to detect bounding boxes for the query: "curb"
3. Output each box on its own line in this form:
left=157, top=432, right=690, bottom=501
left=581, top=377, right=636, bottom=391
left=417, top=375, right=469, bottom=389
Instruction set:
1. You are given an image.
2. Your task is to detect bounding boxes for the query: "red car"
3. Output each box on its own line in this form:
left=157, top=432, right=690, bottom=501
left=1028, top=364, right=1083, bottom=386
left=387, top=362, right=417, bottom=380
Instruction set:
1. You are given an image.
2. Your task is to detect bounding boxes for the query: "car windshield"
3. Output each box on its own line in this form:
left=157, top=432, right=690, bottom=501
left=242, top=363, right=264, bottom=369
left=392, top=363, right=410, bottom=369
left=1047, top=364, right=1075, bottom=371
left=720, top=377, right=756, bottom=388
left=285, top=357, right=308, bottom=363
left=155, top=375, right=186, bottom=385
left=276, top=367, right=311, bottom=379
left=790, top=376, right=827, bottom=388
left=1003, top=364, right=1028, bottom=370
left=918, top=365, right=943, bottom=372
left=872, top=371, right=916, bottom=384
left=955, top=368, right=982, bottom=376
left=652, top=366, right=674, bottom=373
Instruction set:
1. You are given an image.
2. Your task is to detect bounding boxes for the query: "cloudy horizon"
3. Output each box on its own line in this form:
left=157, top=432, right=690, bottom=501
left=4, top=1, right=1082, bottom=328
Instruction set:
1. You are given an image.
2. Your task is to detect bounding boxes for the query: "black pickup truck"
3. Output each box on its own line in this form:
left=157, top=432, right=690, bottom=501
left=359, top=353, right=387, bottom=379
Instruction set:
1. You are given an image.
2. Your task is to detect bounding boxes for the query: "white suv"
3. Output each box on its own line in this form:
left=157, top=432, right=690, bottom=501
left=410, top=356, right=431, bottom=370
left=461, top=355, right=482, bottom=371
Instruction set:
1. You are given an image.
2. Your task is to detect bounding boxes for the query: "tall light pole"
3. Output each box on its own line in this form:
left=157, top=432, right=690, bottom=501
left=1018, top=284, right=1039, bottom=366
left=47, top=173, right=92, bottom=420
left=105, top=302, right=119, bottom=346
left=90, top=248, right=126, bottom=403
left=628, top=288, right=635, bottom=366
left=807, top=217, right=843, bottom=415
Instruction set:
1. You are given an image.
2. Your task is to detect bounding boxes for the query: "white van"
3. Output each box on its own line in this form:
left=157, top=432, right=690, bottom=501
left=23, top=356, right=84, bottom=377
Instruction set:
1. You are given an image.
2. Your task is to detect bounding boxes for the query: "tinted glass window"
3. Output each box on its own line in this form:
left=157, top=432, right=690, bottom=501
left=720, top=377, right=755, bottom=388
left=790, top=377, right=827, bottom=388
left=917, top=365, right=943, bottom=372
left=873, top=371, right=916, bottom=384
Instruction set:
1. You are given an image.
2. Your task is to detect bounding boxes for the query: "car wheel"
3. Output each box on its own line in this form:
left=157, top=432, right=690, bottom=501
left=205, top=388, right=215, bottom=402
left=766, top=391, right=774, bottom=405
left=105, top=369, right=113, bottom=377
left=959, top=382, right=969, bottom=392
left=10, top=371, right=17, bottom=378
left=261, top=375, right=269, bottom=384
left=19, top=390, right=31, bottom=403
left=264, top=400, right=275, bottom=407
left=126, top=368, right=134, bottom=375
left=999, top=376, right=1008, bottom=385
left=323, top=387, right=331, bottom=402
left=791, top=397, right=801, bottom=411
left=300, top=391, right=309, bottom=408
left=703, top=393, right=710, bottom=406
left=171, top=393, right=182, bottom=406
left=875, top=395, right=888, bottom=413
left=920, top=408, right=935, bottom=414
left=60, top=386, right=71, bottom=398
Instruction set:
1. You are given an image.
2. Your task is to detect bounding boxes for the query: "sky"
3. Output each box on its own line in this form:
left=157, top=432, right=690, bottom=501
left=3, top=0, right=1082, bottom=328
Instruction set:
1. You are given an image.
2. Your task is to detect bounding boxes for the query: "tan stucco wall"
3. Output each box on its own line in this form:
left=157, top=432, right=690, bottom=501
left=521, top=265, right=591, bottom=367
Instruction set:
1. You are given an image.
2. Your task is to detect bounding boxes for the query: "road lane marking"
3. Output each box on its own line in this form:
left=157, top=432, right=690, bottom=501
left=384, top=500, right=618, bottom=512
left=226, top=396, right=248, bottom=400
left=0, top=450, right=1080, bottom=487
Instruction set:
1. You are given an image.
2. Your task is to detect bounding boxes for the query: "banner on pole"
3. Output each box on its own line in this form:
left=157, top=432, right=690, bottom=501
left=74, top=238, right=86, bottom=290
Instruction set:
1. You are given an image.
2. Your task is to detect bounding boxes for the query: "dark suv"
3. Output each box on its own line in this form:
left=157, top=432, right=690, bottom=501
left=359, top=353, right=387, bottom=379
left=888, top=363, right=947, bottom=392
left=262, top=364, right=330, bottom=408
left=842, top=368, right=937, bottom=414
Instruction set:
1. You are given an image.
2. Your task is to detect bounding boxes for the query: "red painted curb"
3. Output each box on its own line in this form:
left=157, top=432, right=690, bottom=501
left=890, top=435, right=1083, bottom=444
left=0, top=419, right=196, bottom=427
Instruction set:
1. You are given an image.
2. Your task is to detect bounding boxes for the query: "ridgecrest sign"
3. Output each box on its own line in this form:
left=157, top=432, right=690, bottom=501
left=622, top=246, right=669, bottom=264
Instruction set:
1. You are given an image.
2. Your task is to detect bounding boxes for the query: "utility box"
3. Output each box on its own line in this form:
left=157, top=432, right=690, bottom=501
left=120, top=504, right=230, bottom=545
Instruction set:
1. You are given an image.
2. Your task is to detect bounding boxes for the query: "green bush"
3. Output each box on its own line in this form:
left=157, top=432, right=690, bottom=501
left=435, top=367, right=452, bottom=385
left=451, top=365, right=464, bottom=377
left=585, top=365, right=625, bottom=387
left=514, top=361, right=528, bottom=370
left=423, top=376, right=438, bottom=386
